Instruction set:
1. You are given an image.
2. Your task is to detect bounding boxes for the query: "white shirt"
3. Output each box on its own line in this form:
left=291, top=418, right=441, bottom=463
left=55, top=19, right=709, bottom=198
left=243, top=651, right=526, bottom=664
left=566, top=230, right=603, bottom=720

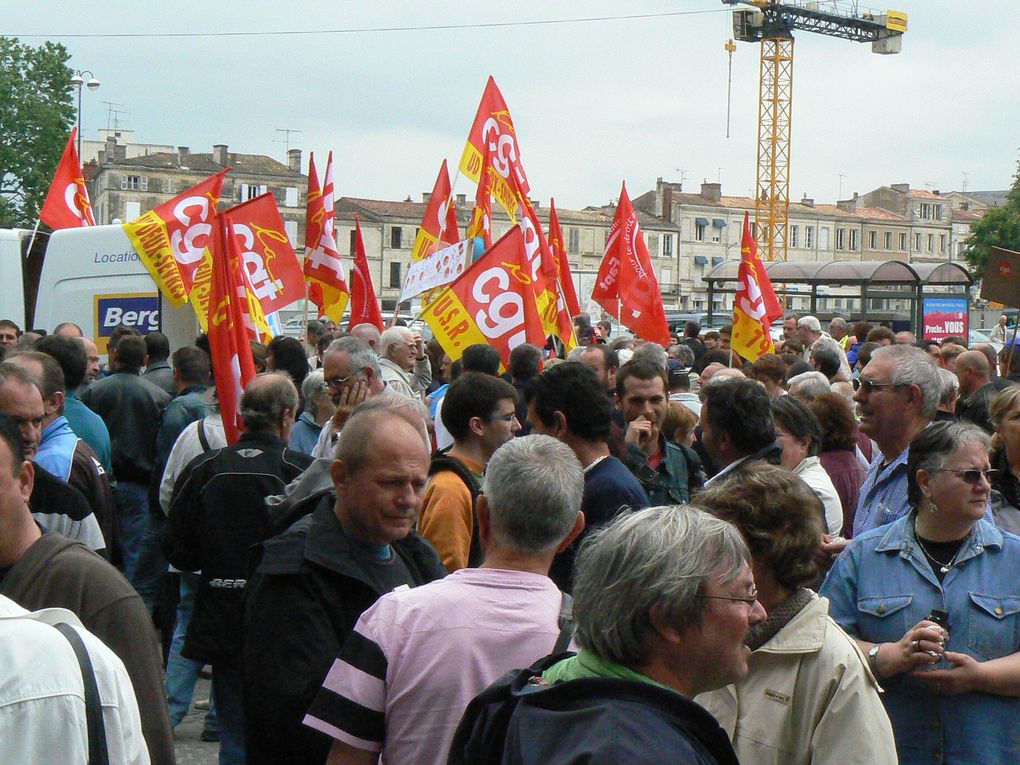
left=0, top=595, right=149, bottom=765
left=433, top=393, right=453, bottom=451
left=794, top=455, right=843, bottom=534
left=159, top=414, right=226, bottom=514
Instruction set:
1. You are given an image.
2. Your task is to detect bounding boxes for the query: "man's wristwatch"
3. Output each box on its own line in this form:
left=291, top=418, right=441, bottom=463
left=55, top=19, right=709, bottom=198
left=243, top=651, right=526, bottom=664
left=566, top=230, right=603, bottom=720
left=867, top=643, right=882, bottom=676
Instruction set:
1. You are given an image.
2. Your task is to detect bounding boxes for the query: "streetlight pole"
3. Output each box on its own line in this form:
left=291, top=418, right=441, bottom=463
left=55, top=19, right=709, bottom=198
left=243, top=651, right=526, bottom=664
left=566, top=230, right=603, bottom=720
left=70, top=70, right=101, bottom=157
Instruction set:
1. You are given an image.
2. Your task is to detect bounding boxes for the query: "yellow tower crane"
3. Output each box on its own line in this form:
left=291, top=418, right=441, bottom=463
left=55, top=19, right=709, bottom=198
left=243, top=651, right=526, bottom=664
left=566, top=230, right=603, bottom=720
left=724, top=0, right=907, bottom=261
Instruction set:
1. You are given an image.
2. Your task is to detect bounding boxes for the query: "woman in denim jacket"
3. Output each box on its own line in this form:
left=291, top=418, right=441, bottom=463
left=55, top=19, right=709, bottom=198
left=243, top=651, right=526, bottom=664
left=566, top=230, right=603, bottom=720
left=821, top=421, right=1020, bottom=765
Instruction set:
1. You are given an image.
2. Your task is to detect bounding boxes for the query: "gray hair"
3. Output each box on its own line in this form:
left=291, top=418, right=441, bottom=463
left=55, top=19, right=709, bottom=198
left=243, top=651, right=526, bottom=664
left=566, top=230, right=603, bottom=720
left=788, top=371, right=831, bottom=399
left=811, top=335, right=842, bottom=357
left=566, top=346, right=586, bottom=362
left=572, top=505, right=749, bottom=667
left=335, top=393, right=430, bottom=470
left=797, top=315, right=821, bottom=333
left=829, top=317, right=848, bottom=332
left=300, top=369, right=327, bottom=417
left=482, top=435, right=583, bottom=554
left=379, top=326, right=413, bottom=359
left=240, top=372, right=299, bottom=433
left=936, top=366, right=959, bottom=407
left=632, top=342, right=668, bottom=370
left=906, top=421, right=991, bottom=507
left=871, top=344, right=941, bottom=419
left=325, top=336, right=382, bottom=378
left=668, top=344, right=695, bottom=368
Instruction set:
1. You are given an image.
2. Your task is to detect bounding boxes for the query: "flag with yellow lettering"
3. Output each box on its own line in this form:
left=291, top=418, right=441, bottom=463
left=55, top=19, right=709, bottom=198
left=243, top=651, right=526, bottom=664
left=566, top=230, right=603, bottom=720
left=731, top=211, right=782, bottom=362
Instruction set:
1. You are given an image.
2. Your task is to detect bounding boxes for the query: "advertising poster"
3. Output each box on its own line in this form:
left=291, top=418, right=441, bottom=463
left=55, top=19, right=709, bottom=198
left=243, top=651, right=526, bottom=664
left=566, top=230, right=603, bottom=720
left=922, top=297, right=968, bottom=341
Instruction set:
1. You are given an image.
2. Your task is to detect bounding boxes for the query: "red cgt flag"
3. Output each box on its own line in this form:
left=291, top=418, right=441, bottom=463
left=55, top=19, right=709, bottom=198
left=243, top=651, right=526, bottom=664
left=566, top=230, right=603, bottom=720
left=40, top=128, right=96, bottom=230
left=348, top=216, right=384, bottom=332
left=420, top=226, right=546, bottom=371
left=304, top=152, right=350, bottom=322
left=303, top=152, right=326, bottom=316
left=411, top=160, right=460, bottom=262
left=731, top=211, right=783, bottom=362
left=592, top=182, right=670, bottom=347
left=466, top=143, right=494, bottom=250
left=548, top=198, right=581, bottom=317
left=207, top=217, right=258, bottom=445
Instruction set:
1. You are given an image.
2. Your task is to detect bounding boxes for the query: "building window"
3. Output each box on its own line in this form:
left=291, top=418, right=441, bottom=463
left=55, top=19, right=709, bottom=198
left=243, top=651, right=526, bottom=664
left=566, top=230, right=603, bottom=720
left=927, top=233, right=934, bottom=252
left=849, top=229, right=858, bottom=251
left=940, top=233, right=947, bottom=253
left=836, top=228, right=846, bottom=250
left=806, top=226, right=814, bottom=249
left=568, top=227, right=580, bottom=255
left=121, top=175, right=146, bottom=191
left=284, top=187, right=299, bottom=207
left=124, top=201, right=141, bottom=220
left=162, top=178, right=176, bottom=194
left=695, top=221, right=706, bottom=242
left=819, top=227, right=829, bottom=249
left=663, top=234, right=673, bottom=257
left=349, top=230, right=357, bottom=252
left=869, top=231, right=877, bottom=250
left=391, top=227, right=402, bottom=249
left=934, top=205, right=943, bottom=220
left=790, top=225, right=799, bottom=248
left=389, top=261, right=401, bottom=288
left=884, top=231, right=892, bottom=250
left=914, top=233, right=922, bottom=251
left=284, top=219, right=298, bottom=246
left=647, top=233, right=659, bottom=255
left=240, top=183, right=266, bottom=201
left=899, top=232, right=907, bottom=251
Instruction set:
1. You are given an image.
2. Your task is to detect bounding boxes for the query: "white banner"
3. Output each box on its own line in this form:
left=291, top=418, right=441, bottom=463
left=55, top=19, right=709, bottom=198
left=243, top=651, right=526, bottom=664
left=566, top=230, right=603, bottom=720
left=399, top=238, right=472, bottom=302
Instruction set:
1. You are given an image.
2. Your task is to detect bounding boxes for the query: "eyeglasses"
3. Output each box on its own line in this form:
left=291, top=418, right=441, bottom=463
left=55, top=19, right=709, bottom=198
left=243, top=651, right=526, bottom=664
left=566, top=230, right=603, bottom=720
left=324, top=372, right=359, bottom=390
left=936, top=468, right=998, bottom=484
left=857, top=379, right=906, bottom=395
left=697, top=587, right=758, bottom=606
left=487, top=412, right=518, bottom=423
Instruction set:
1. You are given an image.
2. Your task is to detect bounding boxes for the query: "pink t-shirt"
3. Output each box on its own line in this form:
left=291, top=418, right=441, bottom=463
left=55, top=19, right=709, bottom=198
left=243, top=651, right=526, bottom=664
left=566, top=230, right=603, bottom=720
left=303, top=568, right=565, bottom=765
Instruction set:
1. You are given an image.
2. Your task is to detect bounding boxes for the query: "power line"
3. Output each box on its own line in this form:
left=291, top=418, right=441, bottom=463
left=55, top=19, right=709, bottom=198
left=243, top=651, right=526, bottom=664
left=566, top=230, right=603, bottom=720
left=12, top=9, right=728, bottom=40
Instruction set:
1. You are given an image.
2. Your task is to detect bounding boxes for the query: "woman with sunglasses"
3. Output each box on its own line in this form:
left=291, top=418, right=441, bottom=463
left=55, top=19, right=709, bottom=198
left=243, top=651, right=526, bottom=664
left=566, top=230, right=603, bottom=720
left=821, top=421, right=1020, bottom=765
left=696, top=462, right=896, bottom=765
left=987, top=386, right=1020, bottom=533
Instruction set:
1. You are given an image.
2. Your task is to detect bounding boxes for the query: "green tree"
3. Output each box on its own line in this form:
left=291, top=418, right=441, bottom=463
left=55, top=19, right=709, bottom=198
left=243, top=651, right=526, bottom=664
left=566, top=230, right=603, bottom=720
left=964, top=158, right=1020, bottom=279
left=0, top=37, right=75, bottom=228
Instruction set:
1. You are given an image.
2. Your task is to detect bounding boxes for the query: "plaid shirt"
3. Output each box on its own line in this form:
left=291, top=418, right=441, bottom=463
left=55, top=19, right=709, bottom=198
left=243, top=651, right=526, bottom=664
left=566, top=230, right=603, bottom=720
left=852, top=446, right=911, bottom=537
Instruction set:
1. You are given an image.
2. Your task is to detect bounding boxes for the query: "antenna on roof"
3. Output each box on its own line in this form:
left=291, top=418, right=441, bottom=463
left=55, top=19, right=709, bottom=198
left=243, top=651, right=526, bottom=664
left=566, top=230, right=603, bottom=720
left=274, top=128, right=302, bottom=155
left=961, top=172, right=969, bottom=192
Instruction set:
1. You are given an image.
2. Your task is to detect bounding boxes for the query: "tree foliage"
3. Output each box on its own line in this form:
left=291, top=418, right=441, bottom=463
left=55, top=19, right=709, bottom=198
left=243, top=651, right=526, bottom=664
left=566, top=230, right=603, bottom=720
left=0, top=37, right=75, bottom=228
left=964, top=158, right=1020, bottom=279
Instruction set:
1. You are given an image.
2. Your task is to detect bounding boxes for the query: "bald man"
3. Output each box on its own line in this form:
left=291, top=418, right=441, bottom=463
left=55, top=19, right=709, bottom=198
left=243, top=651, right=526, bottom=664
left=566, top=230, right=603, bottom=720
left=956, top=350, right=1011, bottom=433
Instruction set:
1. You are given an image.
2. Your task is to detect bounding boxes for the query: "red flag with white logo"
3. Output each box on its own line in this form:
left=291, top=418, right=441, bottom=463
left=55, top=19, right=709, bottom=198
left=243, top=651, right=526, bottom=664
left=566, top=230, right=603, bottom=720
left=303, top=152, right=326, bottom=316
left=304, top=152, right=350, bottom=321
left=411, top=160, right=460, bottom=262
left=207, top=217, right=258, bottom=445
left=548, top=199, right=581, bottom=317
left=592, top=182, right=670, bottom=346
left=348, top=216, right=384, bottom=332
left=40, top=128, right=96, bottom=230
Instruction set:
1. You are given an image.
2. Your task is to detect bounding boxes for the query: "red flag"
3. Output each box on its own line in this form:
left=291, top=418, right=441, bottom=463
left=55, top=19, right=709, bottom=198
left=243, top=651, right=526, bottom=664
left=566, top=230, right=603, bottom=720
left=466, top=146, right=494, bottom=249
left=304, top=152, right=350, bottom=321
left=124, top=169, right=228, bottom=309
left=743, top=212, right=783, bottom=323
left=459, top=77, right=531, bottom=220
left=303, top=152, right=326, bottom=316
left=420, top=226, right=546, bottom=371
left=411, top=160, right=459, bottom=262
left=548, top=199, right=581, bottom=317
left=592, top=183, right=670, bottom=346
left=207, top=218, right=258, bottom=445
left=347, top=216, right=384, bottom=332
left=40, top=128, right=96, bottom=230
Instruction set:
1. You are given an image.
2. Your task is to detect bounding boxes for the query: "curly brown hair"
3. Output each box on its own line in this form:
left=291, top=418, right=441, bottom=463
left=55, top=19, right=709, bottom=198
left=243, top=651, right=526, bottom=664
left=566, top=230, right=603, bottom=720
left=804, top=392, right=858, bottom=452
left=662, top=402, right=698, bottom=444
left=695, top=462, right=823, bottom=590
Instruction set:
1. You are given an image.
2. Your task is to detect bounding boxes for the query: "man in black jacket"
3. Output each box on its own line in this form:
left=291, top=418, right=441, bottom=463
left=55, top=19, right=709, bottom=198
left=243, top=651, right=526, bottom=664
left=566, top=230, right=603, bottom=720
left=241, top=398, right=445, bottom=765
left=164, top=372, right=313, bottom=765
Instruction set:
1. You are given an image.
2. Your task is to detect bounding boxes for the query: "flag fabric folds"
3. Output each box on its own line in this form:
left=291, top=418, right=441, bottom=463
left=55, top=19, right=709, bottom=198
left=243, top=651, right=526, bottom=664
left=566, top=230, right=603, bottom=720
left=207, top=217, right=258, bottom=445
left=411, top=160, right=460, bottom=262
left=304, top=152, right=326, bottom=316
left=347, top=216, right=384, bottom=331
left=123, top=169, right=228, bottom=308
left=548, top=198, right=581, bottom=317
left=420, top=226, right=546, bottom=372
left=591, top=182, right=670, bottom=347
left=465, top=144, right=494, bottom=250
left=304, top=151, right=350, bottom=322
left=731, top=211, right=783, bottom=362
left=40, top=128, right=96, bottom=230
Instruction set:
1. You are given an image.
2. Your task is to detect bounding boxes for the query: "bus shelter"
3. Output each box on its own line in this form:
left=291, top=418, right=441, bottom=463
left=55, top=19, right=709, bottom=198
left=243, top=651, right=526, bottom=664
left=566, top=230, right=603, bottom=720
left=704, top=259, right=973, bottom=332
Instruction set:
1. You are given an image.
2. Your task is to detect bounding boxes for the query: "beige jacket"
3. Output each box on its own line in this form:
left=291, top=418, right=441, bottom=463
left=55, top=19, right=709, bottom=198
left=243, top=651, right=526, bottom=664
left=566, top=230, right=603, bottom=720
left=696, top=594, right=897, bottom=765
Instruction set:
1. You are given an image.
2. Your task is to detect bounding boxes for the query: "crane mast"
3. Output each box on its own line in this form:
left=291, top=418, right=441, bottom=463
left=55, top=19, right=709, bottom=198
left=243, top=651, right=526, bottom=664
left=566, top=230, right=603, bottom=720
left=725, top=0, right=907, bottom=261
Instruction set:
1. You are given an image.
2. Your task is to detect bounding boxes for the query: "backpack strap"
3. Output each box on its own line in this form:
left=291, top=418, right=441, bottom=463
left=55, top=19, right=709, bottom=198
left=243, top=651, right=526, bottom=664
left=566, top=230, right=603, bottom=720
left=429, top=451, right=484, bottom=567
left=54, top=622, right=110, bottom=765
left=196, top=418, right=212, bottom=453
left=553, top=593, right=575, bottom=654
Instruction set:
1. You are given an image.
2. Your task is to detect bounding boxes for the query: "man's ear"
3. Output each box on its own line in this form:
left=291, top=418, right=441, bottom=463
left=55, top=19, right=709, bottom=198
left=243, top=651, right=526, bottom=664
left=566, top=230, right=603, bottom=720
left=554, top=511, right=586, bottom=554
left=552, top=411, right=569, bottom=439
left=468, top=415, right=486, bottom=439
left=648, top=600, right=685, bottom=646
left=331, top=458, right=350, bottom=495
left=17, top=460, right=34, bottom=504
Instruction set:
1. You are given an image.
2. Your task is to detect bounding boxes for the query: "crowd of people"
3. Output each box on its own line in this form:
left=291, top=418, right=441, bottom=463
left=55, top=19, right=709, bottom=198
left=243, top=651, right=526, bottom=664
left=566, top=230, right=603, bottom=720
left=1, top=309, right=1019, bottom=765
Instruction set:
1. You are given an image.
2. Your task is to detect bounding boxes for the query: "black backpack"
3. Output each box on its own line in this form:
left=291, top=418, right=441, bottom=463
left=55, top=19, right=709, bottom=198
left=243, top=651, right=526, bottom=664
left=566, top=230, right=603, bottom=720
left=429, top=450, right=484, bottom=567
left=446, top=596, right=575, bottom=765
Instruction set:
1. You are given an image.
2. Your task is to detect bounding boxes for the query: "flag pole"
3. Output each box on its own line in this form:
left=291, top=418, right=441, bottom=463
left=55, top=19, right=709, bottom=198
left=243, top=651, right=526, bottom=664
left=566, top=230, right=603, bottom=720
left=23, top=217, right=42, bottom=263
left=1006, top=315, right=1020, bottom=374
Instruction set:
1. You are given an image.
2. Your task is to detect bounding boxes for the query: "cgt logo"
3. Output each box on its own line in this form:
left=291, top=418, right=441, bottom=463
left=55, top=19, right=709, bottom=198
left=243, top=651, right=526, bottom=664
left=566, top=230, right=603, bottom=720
left=94, top=293, right=160, bottom=354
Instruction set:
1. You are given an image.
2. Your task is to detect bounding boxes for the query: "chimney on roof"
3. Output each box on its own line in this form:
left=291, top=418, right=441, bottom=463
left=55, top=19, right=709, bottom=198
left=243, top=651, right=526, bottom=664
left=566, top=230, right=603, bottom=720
left=114, top=143, right=126, bottom=161
left=934, top=189, right=940, bottom=196
left=701, top=182, right=721, bottom=203
left=102, top=136, right=116, bottom=164
left=177, top=146, right=189, bottom=164
left=456, top=193, right=466, bottom=206
left=422, top=192, right=432, bottom=203
left=213, top=144, right=228, bottom=167
left=801, top=195, right=814, bottom=208
left=891, top=183, right=909, bottom=194
left=287, top=148, right=302, bottom=173
left=531, top=198, right=540, bottom=209
left=662, top=186, right=673, bottom=221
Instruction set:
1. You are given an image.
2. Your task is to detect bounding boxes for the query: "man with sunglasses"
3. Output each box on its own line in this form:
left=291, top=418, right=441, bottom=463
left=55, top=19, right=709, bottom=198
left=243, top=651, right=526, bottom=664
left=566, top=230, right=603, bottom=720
left=418, top=372, right=521, bottom=572
left=310, top=337, right=387, bottom=459
left=848, top=345, right=941, bottom=539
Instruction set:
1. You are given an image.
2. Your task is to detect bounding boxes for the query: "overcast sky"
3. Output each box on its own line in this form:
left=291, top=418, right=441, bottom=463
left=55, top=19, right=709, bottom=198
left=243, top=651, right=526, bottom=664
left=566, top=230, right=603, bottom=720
left=9, top=0, right=1018, bottom=211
